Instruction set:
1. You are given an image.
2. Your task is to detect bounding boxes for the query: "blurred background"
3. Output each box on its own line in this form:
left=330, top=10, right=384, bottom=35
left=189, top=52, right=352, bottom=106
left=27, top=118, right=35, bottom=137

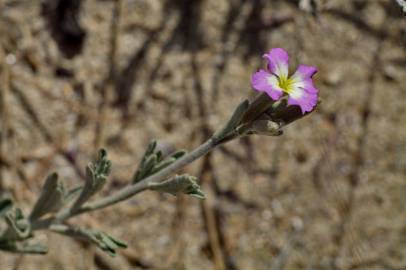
left=0, top=0, right=405, bottom=269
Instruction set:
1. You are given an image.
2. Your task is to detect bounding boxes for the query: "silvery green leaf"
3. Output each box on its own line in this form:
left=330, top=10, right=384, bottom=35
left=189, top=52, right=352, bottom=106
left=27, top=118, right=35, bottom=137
left=92, top=149, right=112, bottom=183
left=143, top=140, right=157, bottom=160
left=213, top=99, right=249, bottom=143
left=133, top=142, right=187, bottom=184
left=51, top=225, right=127, bottom=257
left=149, top=174, right=206, bottom=200
left=151, top=157, right=176, bottom=174
left=132, top=140, right=160, bottom=183
left=64, top=186, right=83, bottom=204
left=0, top=241, right=48, bottom=254
left=142, top=155, right=158, bottom=176
left=170, top=150, right=187, bottom=159
left=29, top=173, right=65, bottom=221
left=133, top=149, right=187, bottom=184
left=95, top=232, right=127, bottom=257
left=0, top=195, right=13, bottom=219
left=242, top=93, right=272, bottom=121
left=133, top=154, right=158, bottom=183
left=137, top=140, right=157, bottom=171
left=1, top=208, right=31, bottom=241
left=245, top=120, right=282, bottom=136
left=72, top=149, right=111, bottom=210
left=155, top=150, right=163, bottom=162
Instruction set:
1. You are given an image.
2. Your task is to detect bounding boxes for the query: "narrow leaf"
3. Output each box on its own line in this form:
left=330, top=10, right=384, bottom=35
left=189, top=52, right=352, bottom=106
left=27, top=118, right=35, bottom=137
left=72, top=149, right=111, bottom=210
left=51, top=225, right=127, bottom=257
left=245, top=120, right=282, bottom=136
left=149, top=174, right=206, bottom=200
left=132, top=140, right=158, bottom=183
left=1, top=208, right=31, bottom=241
left=64, top=186, right=83, bottom=204
left=133, top=154, right=158, bottom=183
left=29, top=173, right=65, bottom=221
left=213, top=99, right=249, bottom=142
left=170, top=150, right=187, bottom=159
left=151, top=157, right=176, bottom=174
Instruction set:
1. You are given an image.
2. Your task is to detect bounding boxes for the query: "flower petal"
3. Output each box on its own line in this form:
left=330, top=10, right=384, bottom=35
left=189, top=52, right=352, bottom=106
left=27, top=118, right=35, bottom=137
left=263, top=48, right=289, bottom=78
left=287, top=64, right=319, bottom=113
left=287, top=87, right=318, bottom=114
left=292, top=64, right=318, bottom=79
left=251, top=69, right=284, bottom=100
left=290, top=64, right=319, bottom=93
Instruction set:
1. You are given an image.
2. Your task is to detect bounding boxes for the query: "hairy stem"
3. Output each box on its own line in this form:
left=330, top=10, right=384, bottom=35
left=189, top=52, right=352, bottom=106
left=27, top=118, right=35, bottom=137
left=32, top=138, right=218, bottom=230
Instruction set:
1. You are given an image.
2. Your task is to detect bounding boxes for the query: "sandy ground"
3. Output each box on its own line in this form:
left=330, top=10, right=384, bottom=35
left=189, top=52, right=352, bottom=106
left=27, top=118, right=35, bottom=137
left=0, top=0, right=405, bottom=269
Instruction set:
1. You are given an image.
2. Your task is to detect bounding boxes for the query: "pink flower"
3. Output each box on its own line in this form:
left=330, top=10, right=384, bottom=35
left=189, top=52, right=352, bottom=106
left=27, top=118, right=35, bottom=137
left=251, top=48, right=319, bottom=114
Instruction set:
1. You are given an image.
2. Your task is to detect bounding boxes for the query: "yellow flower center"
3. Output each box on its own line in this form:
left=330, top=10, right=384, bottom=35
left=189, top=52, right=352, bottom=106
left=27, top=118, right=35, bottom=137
left=278, top=75, right=294, bottom=94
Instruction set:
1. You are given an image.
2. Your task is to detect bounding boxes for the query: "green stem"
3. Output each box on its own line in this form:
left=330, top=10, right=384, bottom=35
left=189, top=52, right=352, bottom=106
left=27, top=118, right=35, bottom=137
left=32, top=138, right=218, bottom=230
